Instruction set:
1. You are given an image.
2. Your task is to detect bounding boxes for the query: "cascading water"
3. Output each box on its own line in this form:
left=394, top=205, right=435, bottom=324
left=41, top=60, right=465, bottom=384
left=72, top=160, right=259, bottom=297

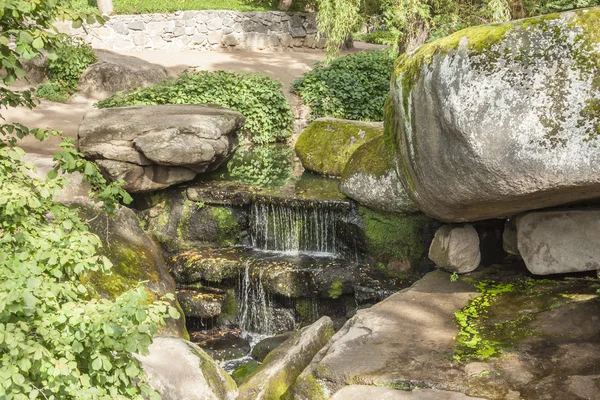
left=250, top=201, right=346, bottom=256
left=237, top=260, right=272, bottom=335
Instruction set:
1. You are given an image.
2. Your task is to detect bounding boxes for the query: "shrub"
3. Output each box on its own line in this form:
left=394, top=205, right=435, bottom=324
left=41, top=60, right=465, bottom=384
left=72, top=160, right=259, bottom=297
left=353, top=30, right=399, bottom=45
left=36, top=40, right=97, bottom=102
left=98, top=71, right=294, bottom=144
left=292, top=49, right=395, bottom=121
left=227, top=144, right=295, bottom=187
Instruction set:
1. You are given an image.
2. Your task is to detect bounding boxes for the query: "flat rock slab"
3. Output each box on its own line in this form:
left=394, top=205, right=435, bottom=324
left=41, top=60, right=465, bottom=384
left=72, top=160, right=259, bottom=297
left=78, top=104, right=244, bottom=192
left=290, top=267, right=600, bottom=399
left=331, top=386, right=486, bottom=400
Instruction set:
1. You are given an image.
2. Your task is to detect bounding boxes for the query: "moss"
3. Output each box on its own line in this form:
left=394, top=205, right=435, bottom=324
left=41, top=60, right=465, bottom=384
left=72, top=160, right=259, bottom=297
left=295, top=119, right=383, bottom=177
left=188, top=343, right=238, bottom=397
left=210, top=207, right=239, bottom=245
left=328, top=280, right=343, bottom=299
left=359, top=206, right=430, bottom=272
left=176, top=197, right=195, bottom=239
left=342, top=135, right=394, bottom=182
left=220, top=289, right=238, bottom=319
left=295, top=299, right=314, bottom=323
left=232, top=360, right=260, bottom=385
left=292, top=373, right=328, bottom=400
left=175, top=299, right=190, bottom=341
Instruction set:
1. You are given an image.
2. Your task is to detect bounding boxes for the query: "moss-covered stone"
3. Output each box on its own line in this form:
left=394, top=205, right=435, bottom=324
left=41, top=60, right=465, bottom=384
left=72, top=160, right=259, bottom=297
left=177, top=288, right=226, bottom=319
left=170, top=248, right=247, bottom=284
left=295, top=118, right=383, bottom=177
left=185, top=341, right=238, bottom=398
left=232, top=360, right=260, bottom=386
left=340, top=135, right=419, bottom=214
left=359, top=206, right=435, bottom=277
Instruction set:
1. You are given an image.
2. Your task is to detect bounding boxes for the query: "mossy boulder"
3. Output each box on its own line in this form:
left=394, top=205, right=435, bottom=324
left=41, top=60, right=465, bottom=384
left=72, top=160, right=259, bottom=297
left=391, top=7, right=600, bottom=222
left=71, top=201, right=187, bottom=338
left=137, top=336, right=238, bottom=400
left=358, top=206, right=437, bottom=278
left=251, top=332, right=295, bottom=362
left=237, top=316, right=334, bottom=400
left=232, top=360, right=260, bottom=386
left=340, top=134, right=418, bottom=214
left=295, top=118, right=383, bottom=177
left=177, top=288, right=227, bottom=319
left=170, top=248, right=247, bottom=284
left=139, top=188, right=247, bottom=252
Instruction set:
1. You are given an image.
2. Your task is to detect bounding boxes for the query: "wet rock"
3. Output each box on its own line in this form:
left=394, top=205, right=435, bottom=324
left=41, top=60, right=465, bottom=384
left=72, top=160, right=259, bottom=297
left=136, top=336, right=237, bottom=400
left=330, top=386, right=485, bottom=399
left=251, top=332, right=294, bottom=362
left=191, top=329, right=251, bottom=362
left=295, top=118, right=383, bottom=177
left=171, top=249, right=246, bottom=284
left=391, top=8, right=600, bottom=222
left=428, top=224, right=481, bottom=273
left=232, top=360, right=260, bottom=385
left=341, top=135, right=419, bottom=214
left=79, top=104, right=244, bottom=192
left=71, top=202, right=186, bottom=338
left=502, top=219, right=519, bottom=256
left=177, top=288, right=226, bottom=319
left=238, top=316, right=334, bottom=400
left=78, top=50, right=168, bottom=99
left=517, top=209, right=600, bottom=274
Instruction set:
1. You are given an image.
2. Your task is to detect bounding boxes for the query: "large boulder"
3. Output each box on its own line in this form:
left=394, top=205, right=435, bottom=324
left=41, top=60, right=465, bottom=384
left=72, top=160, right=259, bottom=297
left=72, top=202, right=186, bottom=338
left=295, top=118, right=382, bottom=177
left=136, top=336, right=238, bottom=400
left=341, top=135, right=418, bottom=214
left=390, top=8, right=600, bottom=222
left=517, top=209, right=600, bottom=275
left=78, top=50, right=168, bottom=99
left=78, top=104, right=244, bottom=192
left=237, top=316, right=334, bottom=400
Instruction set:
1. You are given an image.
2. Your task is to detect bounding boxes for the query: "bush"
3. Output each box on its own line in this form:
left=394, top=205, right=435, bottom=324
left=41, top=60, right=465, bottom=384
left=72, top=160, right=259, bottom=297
left=36, top=40, right=97, bottom=102
left=292, top=49, right=395, bottom=121
left=353, top=30, right=399, bottom=45
left=98, top=71, right=294, bottom=144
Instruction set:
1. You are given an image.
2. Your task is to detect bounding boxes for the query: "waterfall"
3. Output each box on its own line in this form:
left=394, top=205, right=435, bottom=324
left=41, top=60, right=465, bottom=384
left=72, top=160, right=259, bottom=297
left=250, top=201, right=345, bottom=256
left=237, top=260, right=272, bottom=335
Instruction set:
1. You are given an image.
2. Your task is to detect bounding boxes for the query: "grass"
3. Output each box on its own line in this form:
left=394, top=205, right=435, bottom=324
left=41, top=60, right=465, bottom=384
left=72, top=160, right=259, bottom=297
left=71, top=0, right=279, bottom=14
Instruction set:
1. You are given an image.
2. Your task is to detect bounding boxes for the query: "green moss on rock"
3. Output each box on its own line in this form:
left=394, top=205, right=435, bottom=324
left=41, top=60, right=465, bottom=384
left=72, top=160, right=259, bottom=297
left=342, top=135, right=393, bottom=180
left=232, top=360, right=260, bottom=385
left=210, top=206, right=239, bottom=245
left=360, top=206, right=432, bottom=276
left=295, top=118, right=383, bottom=177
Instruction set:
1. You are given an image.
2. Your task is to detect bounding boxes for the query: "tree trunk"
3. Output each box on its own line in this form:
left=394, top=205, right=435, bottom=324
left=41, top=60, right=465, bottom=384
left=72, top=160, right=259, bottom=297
left=278, top=0, right=293, bottom=11
left=97, top=0, right=114, bottom=15
left=398, top=18, right=429, bottom=55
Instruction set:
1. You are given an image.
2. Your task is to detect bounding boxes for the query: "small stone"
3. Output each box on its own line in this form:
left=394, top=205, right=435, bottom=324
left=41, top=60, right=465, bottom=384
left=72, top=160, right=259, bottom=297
left=222, top=33, right=240, bottom=46
left=207, top=16, right=222, bottom=30
left=112, top=20, right=128, bottom=35
left=128, top=21, right=145, bottom=31
left=279, top=33, right=292, bottom=47
left=182, top=10, right=196, bottom=20
left=192, top=33, right=207, bottom=44
left=428, top=224, right=481, bottom=273
left=197, top=23, right=208, bottom=33
left=132, top=32, right=148, bottom=46
left=207, top=31, right=222, bottom=45
left=173, top=26, right=186, bottom=37
left=290, top=27, right=306, bottom=38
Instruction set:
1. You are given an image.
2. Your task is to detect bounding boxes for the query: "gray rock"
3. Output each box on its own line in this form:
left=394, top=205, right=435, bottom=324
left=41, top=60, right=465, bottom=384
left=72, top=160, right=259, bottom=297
left=208, top=31, right=222, bottom=45
left=391, top=8, right=600, bottom=223
left=193, top=33, right=207, bottom=44
left=128, top=21, right=145, bottom=31
left=136, top=336, right=238, bottom=400
left=21, top=55, right=48, bottom=84
left=331, top=386, right=485, bottom=400
left=290, top=27, right=306, bottom=38
left=222, top=33, right=240, bottom=46
left=280, top=33, right=293, bottom=47
left=177, top=289, right=225, bottom=319
left=132, top=32, right=148, bottom=46
left=428, top=225, right=481, bottom=273
left=341, top=136, right=419, bottom=214
left=517, top=209, right=600, bottom=275
left=112, top=20, right=128, bottom=35
left=78, top=50, right=168, bottom=100
left=173, top=26, right=186, bottom=37
left=237, top=317, right=334, bottom=400
left=79, top=105, right=244, bottom=192
left=207, top=16, right=223, bottom=30
left=245, top=32, right=269, bottom=49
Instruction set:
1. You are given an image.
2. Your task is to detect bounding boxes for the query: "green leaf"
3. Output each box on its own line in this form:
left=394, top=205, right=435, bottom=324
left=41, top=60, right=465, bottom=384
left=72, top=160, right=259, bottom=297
left=31, top=37, right=44, bottom=50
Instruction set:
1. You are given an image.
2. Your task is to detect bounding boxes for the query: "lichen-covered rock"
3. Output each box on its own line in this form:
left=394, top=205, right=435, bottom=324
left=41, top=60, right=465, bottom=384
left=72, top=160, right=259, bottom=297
left=340, top=134, right=418, bottom=214
left=391, top=8, right=600, bottom=222
left=177, top=289, right=227, bottom=318
left=237, top=316, right=334, bottom=400
left=71, top=201, right=186, bottom=338
left=502, top=219, right=520, bottom=256
left=78, top=50, right=168, bottom=100
left=295, top=118, right=383, bottom=177
left=78, top=104, right=244, bottom=192
left=251, top=332, right=294, bottom=362
left=136, top=336, right=238, bottom=400
left=330, top=386, right=485, bottom=399
left=429, top=225, right=481, bottom=274
left=517, top=209, right=600, bottom=274
left=171, top=249, right=246, bottom=284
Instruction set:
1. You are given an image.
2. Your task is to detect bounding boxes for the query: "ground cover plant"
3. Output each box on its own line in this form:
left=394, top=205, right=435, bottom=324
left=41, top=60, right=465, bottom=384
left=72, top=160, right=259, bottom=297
left=36, top=39, right=97, bottom=103
left=72, top=0, right=280, bottom=14
left=98, top=70, right=294, bottom=144
left=292, top=49, right=395, bottom=121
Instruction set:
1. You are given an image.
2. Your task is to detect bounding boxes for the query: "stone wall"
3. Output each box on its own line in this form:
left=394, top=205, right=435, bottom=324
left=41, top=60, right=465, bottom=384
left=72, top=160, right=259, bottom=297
left=65, top=11, right=325, bottom=51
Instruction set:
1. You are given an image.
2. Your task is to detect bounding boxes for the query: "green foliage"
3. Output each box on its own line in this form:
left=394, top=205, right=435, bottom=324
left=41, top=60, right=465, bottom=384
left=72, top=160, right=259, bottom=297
left=328, top=280, right=343, bottom=299
left=316, top=0, right=361, bottom=60
left=353, top=30, right=399, bottom=45
left=36, top=39, right=97, bottom=102
left=77, top=0, right=279, bottom=14
left=293, top=49, right=395, bottom=121
left=227, top=145, right=295, bottom=187
left=98, top=71, right=293, bottom=144
left=35, top=81, right=71, bottom=103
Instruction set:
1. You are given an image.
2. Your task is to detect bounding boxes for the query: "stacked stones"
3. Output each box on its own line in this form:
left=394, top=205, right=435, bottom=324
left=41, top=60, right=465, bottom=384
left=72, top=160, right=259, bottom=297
left=66, top=11, right=325, bottom=51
